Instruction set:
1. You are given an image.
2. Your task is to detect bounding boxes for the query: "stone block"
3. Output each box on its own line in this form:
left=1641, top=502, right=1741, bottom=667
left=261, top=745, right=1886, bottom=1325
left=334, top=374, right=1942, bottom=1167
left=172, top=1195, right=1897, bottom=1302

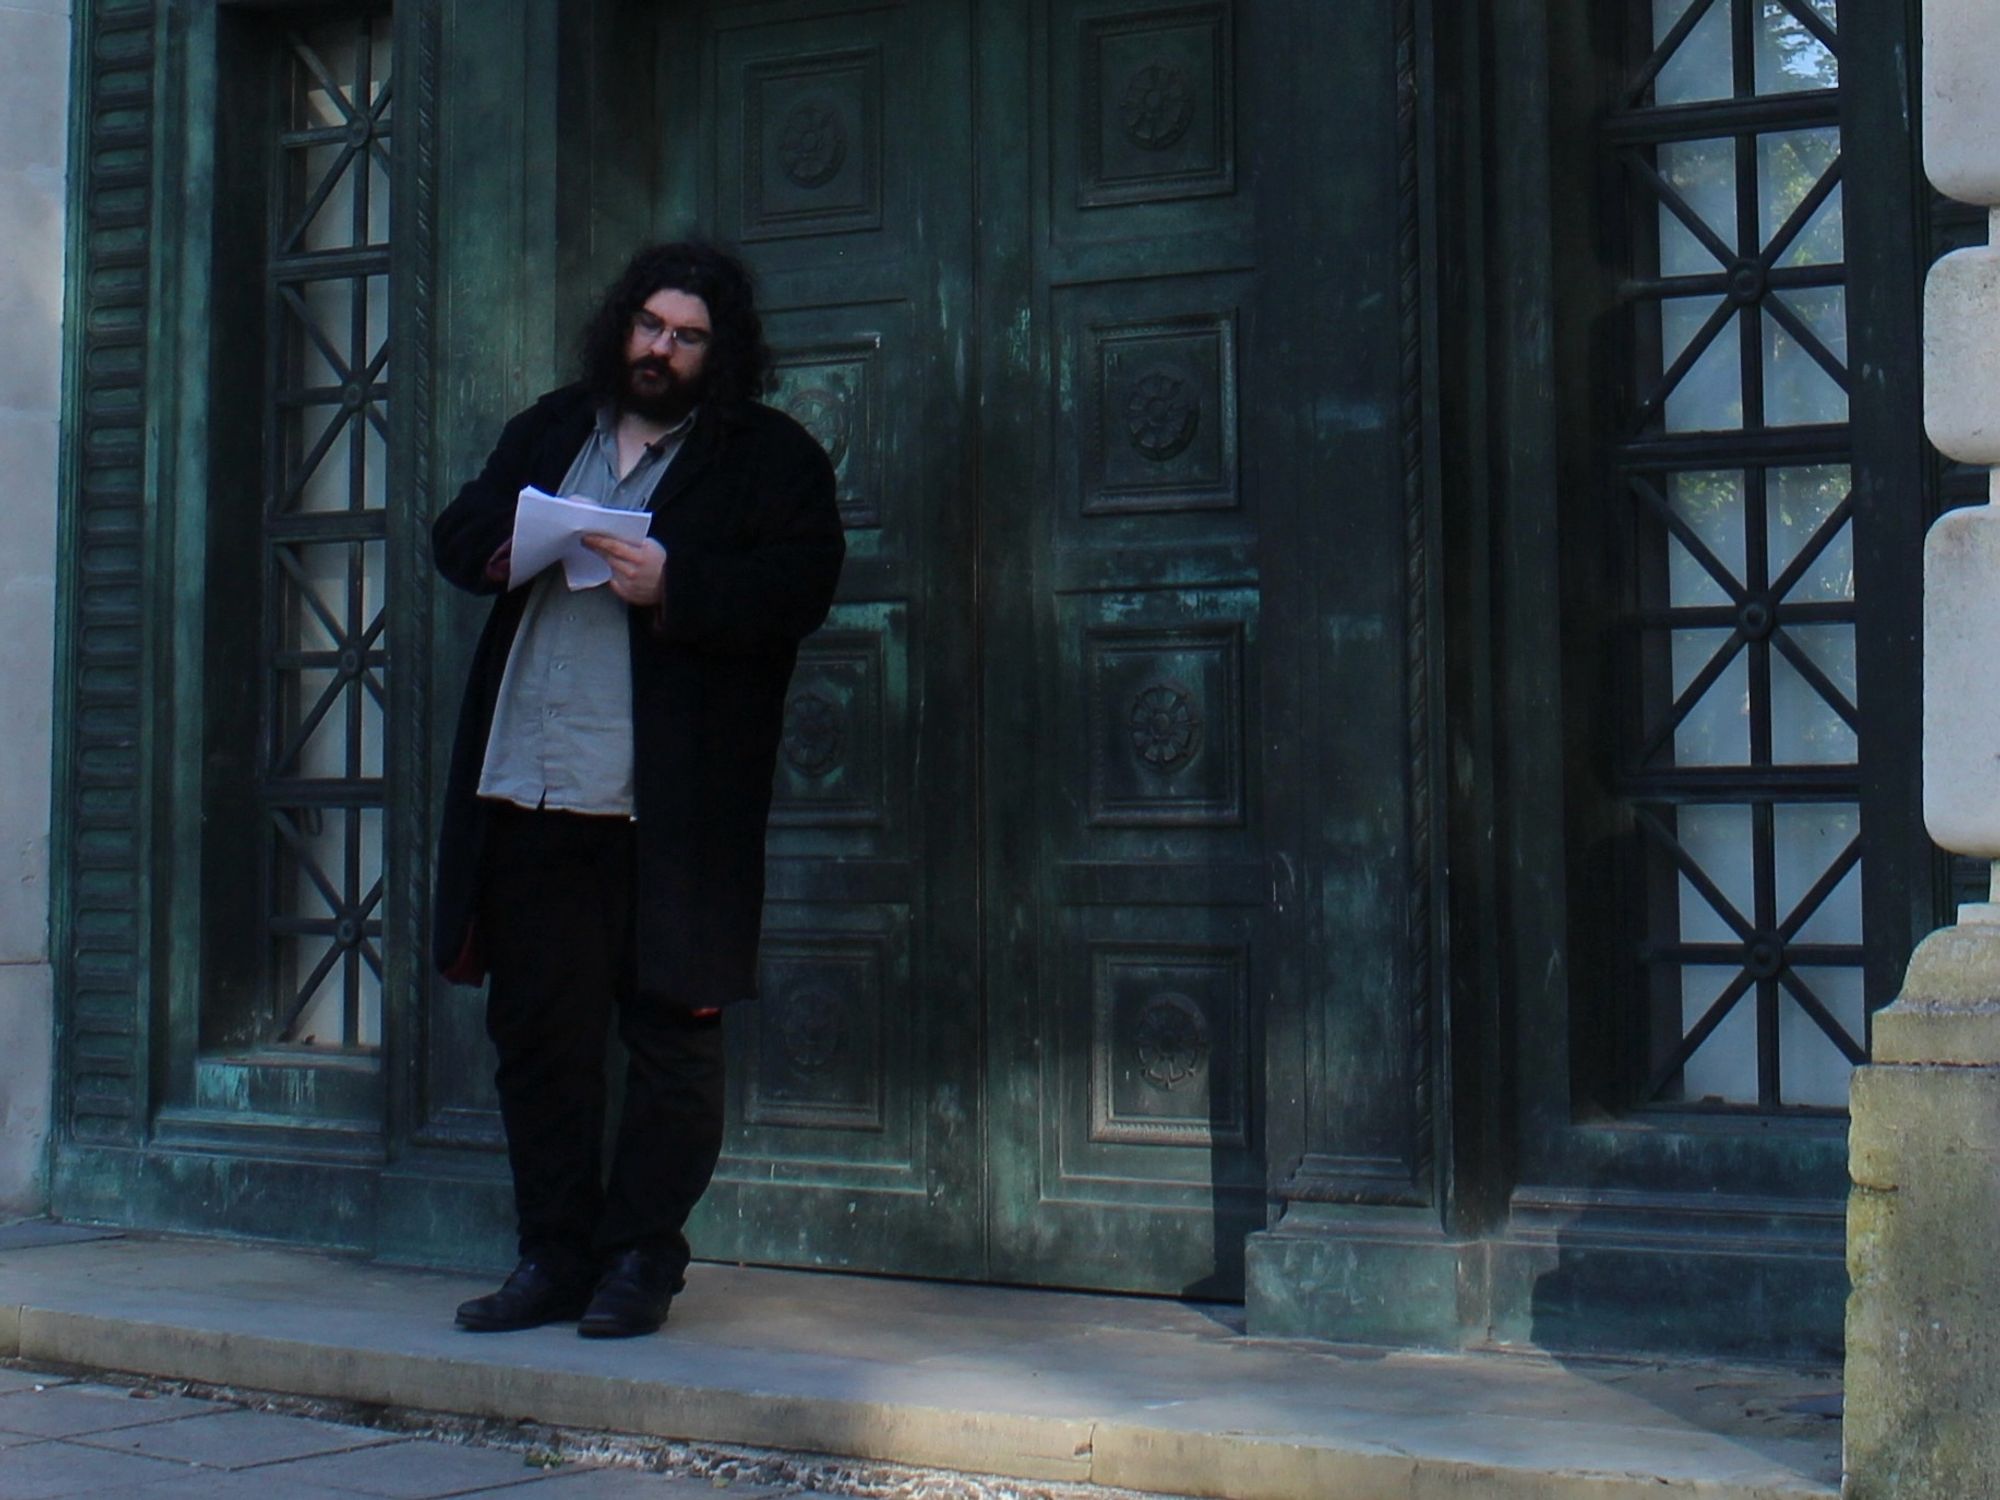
left=0, top=412, right=55, bottom=966
left=0, top=165, right=67, bottom=420
left=0, top=961, right=52, bottom=1217
left=1874, top=923, right=2000, bottom=1064
left=1922, top=499, right=2000, bottom=857
left=1925, top=247, right=2000, bottom=467
left=1846, top=1062, right=2000, bottom=1496
left=0, top=9, right=70, bottom=176
left=1244, top=1215, right=1481, bottom=1348
left=1926, top=0, right=2000, bottom=206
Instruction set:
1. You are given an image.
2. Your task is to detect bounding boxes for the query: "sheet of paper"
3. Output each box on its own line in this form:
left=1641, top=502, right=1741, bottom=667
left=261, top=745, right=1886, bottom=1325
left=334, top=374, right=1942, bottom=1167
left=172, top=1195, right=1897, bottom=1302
left=508, top=487, right=655, bottom=591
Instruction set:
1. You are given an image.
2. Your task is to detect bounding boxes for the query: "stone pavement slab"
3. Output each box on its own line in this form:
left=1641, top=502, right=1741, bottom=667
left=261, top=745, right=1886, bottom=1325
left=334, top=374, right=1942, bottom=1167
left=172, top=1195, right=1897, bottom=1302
left=0, top=1382, right=231, bottom=1438
left=0, top=1231, right=1842, bottom=1500
left=0, top=1436, right=210, bottom=1499
left=86, top=1468, right=360, bottom=1499
left=0, top=1368, right=795, bottom=1500
left=456, top=1470, right=796, bottom=1498
left=245, top=1434, right=569, bottom=1496
left=67, top=1405, right=398, bottom=1468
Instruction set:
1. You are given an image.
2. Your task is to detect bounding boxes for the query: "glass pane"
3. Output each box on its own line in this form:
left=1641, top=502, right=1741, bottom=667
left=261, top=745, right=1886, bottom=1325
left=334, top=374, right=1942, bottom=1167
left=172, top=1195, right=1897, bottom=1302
left=289, top=405, right=349, bottom=514
left=1662, top=298, right=1742, bottom=431
left=287, top=279, right=352, bottom=391
left=1657, top=138, right=1737, bottom=277
left=1770, top=639, right=1856, bottom=762
left=367, top=146, right=391, bottom=246
left=1668, top=470, right=1745, bottom=605
left=1681, top=970, right=1759, bottom=1104
left=1677, top=804, right=1755, bottom=940
left=1768, top=465, right=1852, bottom=599
left=1758, top=129, right=1842, bottom=263
left=1773, top=184, right=1843, bottom=270
left=284, top=949, right=342, bottom=1046
left=1654, top=0, right=1734, bottom=106
left=1763, top=288, right=1847, bottom=425
left=1777, top=802, right=1861, bottom=942
left=1754, top=0, right=1838, bottom=95
left=361, top=410, right=389, bottom=512
left=279, top=563, right=340, bottom=656
left=291, top=142, right=359, bottom=254
left=1671, top=630, right=1750, bottom=764
left=369, top=24, right=393, bottom=113
left=291, top=38, right=354, bottom=130
left=1779, top=967, right=1863, bottom=1107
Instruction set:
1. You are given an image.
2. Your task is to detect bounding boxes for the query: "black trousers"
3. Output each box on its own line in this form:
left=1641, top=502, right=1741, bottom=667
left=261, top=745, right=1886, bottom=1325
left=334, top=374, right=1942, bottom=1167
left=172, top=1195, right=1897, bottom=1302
left=478, top=801, right=726, bottom=1279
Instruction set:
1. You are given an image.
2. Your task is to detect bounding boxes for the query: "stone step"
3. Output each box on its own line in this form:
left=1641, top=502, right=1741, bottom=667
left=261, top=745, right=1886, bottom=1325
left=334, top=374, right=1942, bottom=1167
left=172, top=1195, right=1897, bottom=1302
left=0, top=1230, right=1840, bottom=1500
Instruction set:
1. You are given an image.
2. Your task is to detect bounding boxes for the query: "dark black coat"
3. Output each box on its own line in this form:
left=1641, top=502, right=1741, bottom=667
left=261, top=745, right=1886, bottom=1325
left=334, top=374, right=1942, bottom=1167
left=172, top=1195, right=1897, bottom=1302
left=430, top=384, right=843, bottom=1009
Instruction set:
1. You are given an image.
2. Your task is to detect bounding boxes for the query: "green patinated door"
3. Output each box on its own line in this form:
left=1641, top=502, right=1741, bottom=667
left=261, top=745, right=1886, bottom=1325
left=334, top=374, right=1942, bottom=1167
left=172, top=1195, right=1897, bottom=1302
left=670, top=0, right=1271, bottom=1296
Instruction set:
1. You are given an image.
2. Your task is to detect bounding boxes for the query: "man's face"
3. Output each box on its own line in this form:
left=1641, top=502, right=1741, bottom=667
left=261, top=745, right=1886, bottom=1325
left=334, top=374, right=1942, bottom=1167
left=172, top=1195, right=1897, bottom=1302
left=622, top=287, right=713, bottom=423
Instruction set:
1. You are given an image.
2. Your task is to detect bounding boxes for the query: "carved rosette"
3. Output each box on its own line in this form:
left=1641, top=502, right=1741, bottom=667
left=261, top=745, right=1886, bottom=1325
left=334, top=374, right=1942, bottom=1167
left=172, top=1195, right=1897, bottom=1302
left=783, top=383, right=852, bottom=470
left=1120, top=62, right=1195, bottom=150
left=782, top=691, right=845, bottom=777
left=780, top=100, right=848, bottom=188
left=779, top=987, right=846, bottom=1072
left=1135, top=992, right=1209, bottom=1091
left=1129, top=680, right=1202, bottom=770
left=1125, top=366, right=1200, bottom=461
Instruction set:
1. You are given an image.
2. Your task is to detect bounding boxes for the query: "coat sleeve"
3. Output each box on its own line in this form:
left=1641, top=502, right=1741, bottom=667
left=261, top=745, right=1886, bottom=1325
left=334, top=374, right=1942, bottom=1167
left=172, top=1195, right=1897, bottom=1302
left=431, top=395, right=562, bottom=595
left=654, top=429, right=845, bottom=652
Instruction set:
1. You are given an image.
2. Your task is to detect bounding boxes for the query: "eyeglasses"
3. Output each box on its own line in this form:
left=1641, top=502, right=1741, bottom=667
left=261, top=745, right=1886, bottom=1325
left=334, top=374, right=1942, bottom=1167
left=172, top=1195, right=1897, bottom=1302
left=632, top=310, right=712, bottom=351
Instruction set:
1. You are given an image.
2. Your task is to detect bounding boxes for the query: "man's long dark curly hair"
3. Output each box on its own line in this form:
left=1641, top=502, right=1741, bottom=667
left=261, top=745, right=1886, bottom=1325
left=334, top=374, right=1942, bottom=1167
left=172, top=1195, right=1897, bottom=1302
left=577, top=241, right=775, bottom=408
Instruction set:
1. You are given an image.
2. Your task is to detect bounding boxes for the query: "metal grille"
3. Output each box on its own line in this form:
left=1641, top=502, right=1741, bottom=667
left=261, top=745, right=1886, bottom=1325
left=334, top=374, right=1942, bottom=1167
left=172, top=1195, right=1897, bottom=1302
left=1606, top=0, right=1864, bottom=1109
left=260, top=12, right=393, bottom=1049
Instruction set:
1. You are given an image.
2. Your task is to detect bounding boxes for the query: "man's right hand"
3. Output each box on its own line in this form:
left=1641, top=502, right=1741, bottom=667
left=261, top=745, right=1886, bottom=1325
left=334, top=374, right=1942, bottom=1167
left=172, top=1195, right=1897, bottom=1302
left=483, top=538, right=513, bottom=587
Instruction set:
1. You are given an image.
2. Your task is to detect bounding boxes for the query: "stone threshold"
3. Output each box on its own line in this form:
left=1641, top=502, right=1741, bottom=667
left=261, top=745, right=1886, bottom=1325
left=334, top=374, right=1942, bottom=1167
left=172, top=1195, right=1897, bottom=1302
left=0, top=1228, right=1840, bottom=1499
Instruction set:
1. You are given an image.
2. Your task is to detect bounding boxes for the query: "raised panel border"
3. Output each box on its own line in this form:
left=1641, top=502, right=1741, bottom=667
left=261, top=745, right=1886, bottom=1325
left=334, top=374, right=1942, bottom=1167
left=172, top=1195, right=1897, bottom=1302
left=716, top=900, right=918, bottom=1184
left=745, top=930, right=889, bottom=1132
left=769, top=335, right=885, bottom=529
left=1077, top=2, right=1235, bottom=209
left=1085, top=620, right=1246, bottom=827
left=1083, top=309, right=1239, bottom=515
left=740, top=47, right=885, bottom=242
left=1088, top=941, right=1250, bottom=1149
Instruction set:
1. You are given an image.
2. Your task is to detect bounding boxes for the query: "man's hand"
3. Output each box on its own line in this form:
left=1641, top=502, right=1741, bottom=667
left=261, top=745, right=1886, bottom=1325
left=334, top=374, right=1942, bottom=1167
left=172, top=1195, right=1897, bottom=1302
left=483, top=538, right=513, bottom=587
left=582, top=533, right=668, bottom=607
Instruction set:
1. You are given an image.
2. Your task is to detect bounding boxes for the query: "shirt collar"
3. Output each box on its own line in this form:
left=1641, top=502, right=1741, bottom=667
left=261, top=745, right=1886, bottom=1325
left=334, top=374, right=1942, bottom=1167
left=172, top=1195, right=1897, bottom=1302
left=596, top=404, right=699, bottom=453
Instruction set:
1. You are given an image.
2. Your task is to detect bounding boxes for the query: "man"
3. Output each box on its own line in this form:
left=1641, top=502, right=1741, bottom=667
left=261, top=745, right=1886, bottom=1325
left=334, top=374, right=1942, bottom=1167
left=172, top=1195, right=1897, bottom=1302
left=430, top=242, right=843, bottom=1338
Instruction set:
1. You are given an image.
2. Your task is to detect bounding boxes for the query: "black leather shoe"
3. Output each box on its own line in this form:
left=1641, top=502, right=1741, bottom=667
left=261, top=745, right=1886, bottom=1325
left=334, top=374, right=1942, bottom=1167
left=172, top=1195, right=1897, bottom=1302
left=577, top=1249, right=685, bottom=1339
left=455, top=1257, right=594, bottom=1332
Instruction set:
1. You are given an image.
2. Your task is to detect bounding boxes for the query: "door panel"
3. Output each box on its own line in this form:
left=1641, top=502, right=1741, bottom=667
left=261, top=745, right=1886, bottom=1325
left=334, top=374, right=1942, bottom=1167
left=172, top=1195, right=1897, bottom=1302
left=676, top=0, right=984, bottom=1278
left=983, top=0, right=1266, bottom=1297
left=677, top=0, right=1271, bottom=1296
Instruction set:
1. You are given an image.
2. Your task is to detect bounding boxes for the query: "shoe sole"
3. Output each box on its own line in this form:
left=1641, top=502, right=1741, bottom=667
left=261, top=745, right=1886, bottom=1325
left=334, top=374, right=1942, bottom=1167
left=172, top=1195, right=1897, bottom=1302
left=576, top=1316, right=667, bottom=1339
left=455, top=1302, right=591, bottom=1333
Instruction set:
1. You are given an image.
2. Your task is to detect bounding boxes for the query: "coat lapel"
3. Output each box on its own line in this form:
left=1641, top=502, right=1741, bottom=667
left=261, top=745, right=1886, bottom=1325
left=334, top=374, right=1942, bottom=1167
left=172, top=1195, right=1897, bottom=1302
left=647, top=406, right=723, bottom=513
left=533, top=397, right=598, bottom=494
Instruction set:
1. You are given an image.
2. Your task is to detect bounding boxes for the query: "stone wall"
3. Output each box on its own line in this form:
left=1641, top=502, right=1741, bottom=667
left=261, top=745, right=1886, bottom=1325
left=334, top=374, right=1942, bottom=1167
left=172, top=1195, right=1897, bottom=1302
left=0, top=0, right=71, bottom=1215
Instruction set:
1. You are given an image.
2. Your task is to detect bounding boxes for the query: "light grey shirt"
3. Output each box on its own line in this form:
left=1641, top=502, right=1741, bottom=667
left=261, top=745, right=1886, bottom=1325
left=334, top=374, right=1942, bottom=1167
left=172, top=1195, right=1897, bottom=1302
left=477, top=407, right=692, bottom=816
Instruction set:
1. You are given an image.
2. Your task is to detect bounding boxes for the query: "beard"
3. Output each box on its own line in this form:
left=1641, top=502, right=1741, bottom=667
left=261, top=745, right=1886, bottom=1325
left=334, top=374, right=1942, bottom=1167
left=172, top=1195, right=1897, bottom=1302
left=621, top=354, right=706, bottom=425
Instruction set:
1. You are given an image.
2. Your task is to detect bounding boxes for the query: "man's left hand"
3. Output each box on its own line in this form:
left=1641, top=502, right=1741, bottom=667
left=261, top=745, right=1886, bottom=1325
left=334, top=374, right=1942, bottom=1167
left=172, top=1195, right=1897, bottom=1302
left=582, top=534, right=667, bottom=607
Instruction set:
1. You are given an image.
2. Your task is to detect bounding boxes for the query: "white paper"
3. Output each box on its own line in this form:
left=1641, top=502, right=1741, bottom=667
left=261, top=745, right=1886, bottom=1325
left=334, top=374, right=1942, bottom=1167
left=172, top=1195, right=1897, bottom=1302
left=508, top=487, right=655, bottom=591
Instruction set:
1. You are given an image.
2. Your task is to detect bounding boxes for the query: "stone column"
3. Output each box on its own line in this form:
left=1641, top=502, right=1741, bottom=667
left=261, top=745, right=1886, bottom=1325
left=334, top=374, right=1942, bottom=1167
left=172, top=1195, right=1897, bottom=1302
left=1842, top=4, right=2000, bottom=1493
left=0, top=0, right=69, bottom=1215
